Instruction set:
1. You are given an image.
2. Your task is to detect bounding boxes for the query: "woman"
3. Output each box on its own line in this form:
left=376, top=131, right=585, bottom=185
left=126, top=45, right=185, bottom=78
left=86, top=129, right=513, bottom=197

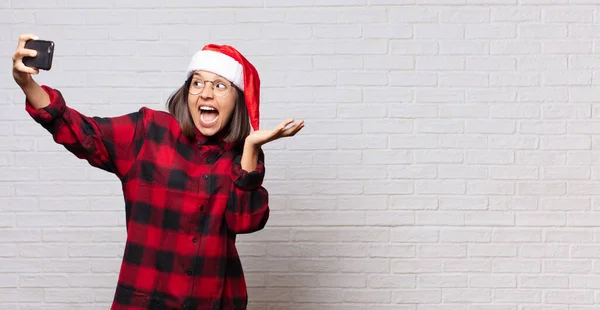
left=11, top=34, right=304, bottom=310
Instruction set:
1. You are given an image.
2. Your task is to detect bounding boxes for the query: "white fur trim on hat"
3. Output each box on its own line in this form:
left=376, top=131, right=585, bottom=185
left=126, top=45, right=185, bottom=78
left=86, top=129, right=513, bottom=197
left=186, top=50, right=244, bottom=91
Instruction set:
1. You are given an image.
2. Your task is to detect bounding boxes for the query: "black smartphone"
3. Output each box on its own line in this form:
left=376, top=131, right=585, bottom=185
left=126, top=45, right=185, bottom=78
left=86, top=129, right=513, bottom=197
left=22, top=39, right=54, bottom=71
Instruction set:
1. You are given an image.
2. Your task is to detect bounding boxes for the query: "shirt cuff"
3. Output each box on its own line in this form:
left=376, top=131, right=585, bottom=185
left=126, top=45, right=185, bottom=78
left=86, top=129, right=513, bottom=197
left=232, top=149, right=265, bottom=191
left=24, top=85, right=66, bottom=124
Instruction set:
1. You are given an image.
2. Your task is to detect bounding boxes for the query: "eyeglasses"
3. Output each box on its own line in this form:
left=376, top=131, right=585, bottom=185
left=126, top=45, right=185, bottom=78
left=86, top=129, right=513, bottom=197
left=188, top=78, right=233, bottom=97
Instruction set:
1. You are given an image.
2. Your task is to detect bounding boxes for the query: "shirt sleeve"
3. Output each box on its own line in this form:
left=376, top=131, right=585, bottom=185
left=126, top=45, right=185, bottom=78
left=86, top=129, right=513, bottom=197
left=25, top=85, right=147, bottom=179
left=225, top=147, right=270, bottom=234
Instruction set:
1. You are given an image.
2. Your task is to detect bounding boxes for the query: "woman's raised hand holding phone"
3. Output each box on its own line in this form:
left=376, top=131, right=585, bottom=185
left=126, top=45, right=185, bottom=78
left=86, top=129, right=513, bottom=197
left=12, top=34, right=51, bottom=110
left=12, top=34, right=40, bottom=87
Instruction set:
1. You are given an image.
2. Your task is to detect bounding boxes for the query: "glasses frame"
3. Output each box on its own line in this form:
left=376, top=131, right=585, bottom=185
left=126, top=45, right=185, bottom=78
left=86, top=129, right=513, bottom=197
left=188, top=78, right=234, bottom=97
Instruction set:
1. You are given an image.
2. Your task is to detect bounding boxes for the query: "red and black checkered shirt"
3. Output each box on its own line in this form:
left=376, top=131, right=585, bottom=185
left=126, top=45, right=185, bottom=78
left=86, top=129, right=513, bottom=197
left=26, top=86, right=270, bottom=310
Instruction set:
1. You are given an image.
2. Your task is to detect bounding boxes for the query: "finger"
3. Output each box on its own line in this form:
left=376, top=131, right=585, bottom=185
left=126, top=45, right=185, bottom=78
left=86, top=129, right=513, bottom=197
left=15, top=62, right=38, bottom=75
left=17, top=48, right=37, bottom=58
left=281, top=122, right=304, bottom=137
left=17, top=33, right=39, bottom=49
left=291, top=121, right=305, bottom=134
left=12, top=49, right=36, bottom=63
left=276, top=119, right=295, bottom=131
left=290, top=125, right=304, bottom=136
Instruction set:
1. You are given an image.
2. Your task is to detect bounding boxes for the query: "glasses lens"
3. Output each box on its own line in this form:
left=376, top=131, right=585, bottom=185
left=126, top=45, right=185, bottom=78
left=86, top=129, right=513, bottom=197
left=188, top=80, right=231, bottom=97
left=189, top=80, right=202, bottom=95
left=214, top=83, right=229, bottom=97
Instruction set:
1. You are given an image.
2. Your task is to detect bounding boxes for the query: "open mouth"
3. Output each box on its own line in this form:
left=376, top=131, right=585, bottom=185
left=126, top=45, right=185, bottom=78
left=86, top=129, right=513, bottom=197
left=199, top=106, right=219, bottom=125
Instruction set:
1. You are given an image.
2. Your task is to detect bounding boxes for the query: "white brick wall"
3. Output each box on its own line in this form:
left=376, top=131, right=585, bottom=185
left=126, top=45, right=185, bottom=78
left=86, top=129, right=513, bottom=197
left=4, top=1, right=600, bottom=309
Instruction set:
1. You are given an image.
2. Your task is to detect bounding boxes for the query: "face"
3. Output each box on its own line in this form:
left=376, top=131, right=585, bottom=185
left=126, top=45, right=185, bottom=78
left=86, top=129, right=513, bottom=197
left=187, top=70, right=238, bottom=137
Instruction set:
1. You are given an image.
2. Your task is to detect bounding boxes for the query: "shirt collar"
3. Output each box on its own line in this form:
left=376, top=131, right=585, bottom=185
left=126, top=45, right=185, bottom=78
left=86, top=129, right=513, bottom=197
left=190, top=126, right=236, bottom=152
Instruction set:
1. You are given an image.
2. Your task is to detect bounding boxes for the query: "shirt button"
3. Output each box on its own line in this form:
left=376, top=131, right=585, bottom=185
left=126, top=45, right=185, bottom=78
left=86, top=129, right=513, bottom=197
left=182, top=300, right=190, bottom=308
left=206, top=158, right=213, bottom=164
left=192, top=237, right=198, bottom=243
left=199, top=205, right=204, bottom=211
left=187, top=270, right=192, bottom=276
left=203, top=175, right=208, bottom=180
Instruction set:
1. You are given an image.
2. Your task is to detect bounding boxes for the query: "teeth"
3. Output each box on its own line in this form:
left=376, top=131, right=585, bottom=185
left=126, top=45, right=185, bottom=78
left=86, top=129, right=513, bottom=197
left=200, top=106, right=216, bottom=111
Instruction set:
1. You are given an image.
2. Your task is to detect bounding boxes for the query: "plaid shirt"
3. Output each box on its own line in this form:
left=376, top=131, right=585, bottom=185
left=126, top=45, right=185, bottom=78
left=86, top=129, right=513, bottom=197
left=26, top=86, right=270, bottom=310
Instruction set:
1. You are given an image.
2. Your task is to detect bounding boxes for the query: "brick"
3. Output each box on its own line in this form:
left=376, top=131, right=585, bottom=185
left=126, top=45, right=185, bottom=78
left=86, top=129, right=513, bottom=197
left=363, top=24, right=412, bottom=39
left=369, top=244, right=415, bottom=258
left=544, top=8, right=594, bottom=22
left=493, top=290, right=541, bottom=303
left=468, top=244, right=517, bottom=257
left=442, top=289, right=491, bottom=302
left=317, top=274, right=367, bottom=288
left=291, top=228, right=389, bottom=243
left=390, top=135, right=438, bottom=149
left=0, top=288, right=43, bottom=302
left=414, top=120, right=465, bottom=133
left=388, top=8, right=439, bottom=23
left=517, top=151, right=566, bottom=166
left=442, top=9, right=490, bottom=23
left=390, top=165, right=437, bottom=179
left=491, top=41, right=541, bottom=55
left=413, top=150, right=463, bottom=163
left=366, top=55, right=415, bottom=70
left=466, top=24, right=515, bottom=39
left=391, top=41, right=438, bottom=55
left=391, top=228, right=439, bottom=243
left=541, top=136, right=591, bottom=150
left=541, top=198, right=590, bottom=211
left=544, top=291, right=594, bottom=304
left=319, top=244, right=367, bottom=258
left=368, top=275, right=415, bottom=289
left=366, top=211, right=414, bottom=226
left=493, top=259, right=541, bottom=273
left=416, top=211, right=464, bottom=226
left=492, top=229, right=542, bottom=242
left=545, top=260, right=593, bottom=274
left=44, top=288, right=94, bottom=303
left=492, top=8, right=541, bottom=21
left=440, top=40, right=489, bottom=55
left=393, top=259, right=443, bottom=273
left=418, top=244, right=466, bottom=257
left=418, top=275, right=467, bottom=288
left=343, top=289, right=391, bottom=303
left=271, top=211, right=365, bottom=226
left=520, top=276, right=569, bottom=288
left=391, top=290, right=441, bottom=303
left=338, top=195, right=387, bottom=210
left=0, top=274, right=17, bottom=288
left=416, top=180, right=465, bottom=194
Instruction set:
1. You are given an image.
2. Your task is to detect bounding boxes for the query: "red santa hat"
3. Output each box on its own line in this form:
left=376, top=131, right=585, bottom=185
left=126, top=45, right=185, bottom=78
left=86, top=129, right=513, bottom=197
left=186, top=44, right=260, bottom=131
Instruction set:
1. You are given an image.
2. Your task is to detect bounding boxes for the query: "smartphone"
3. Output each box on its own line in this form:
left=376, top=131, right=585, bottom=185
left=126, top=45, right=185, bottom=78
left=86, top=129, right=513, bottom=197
left=22, top=39, right=54, bottom=71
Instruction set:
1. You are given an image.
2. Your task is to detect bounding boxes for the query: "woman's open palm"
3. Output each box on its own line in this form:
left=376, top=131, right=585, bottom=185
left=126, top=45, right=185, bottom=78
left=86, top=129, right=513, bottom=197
left=245, top=119, right=305, bottom=147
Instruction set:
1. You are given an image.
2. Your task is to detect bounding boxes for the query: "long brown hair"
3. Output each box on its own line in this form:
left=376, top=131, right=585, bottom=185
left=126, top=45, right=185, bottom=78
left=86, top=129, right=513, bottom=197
left=166, top=76, right=251, bottom=144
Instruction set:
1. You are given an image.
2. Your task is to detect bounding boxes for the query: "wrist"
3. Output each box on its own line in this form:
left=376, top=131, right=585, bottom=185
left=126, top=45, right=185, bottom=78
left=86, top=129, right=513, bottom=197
left=244, top=139, right=260, bottom=152
left=17, top=76, right=32, bottom=89
left=19, top=77, right=37, bottom=92
left=241, top=141, right=260, bottom=172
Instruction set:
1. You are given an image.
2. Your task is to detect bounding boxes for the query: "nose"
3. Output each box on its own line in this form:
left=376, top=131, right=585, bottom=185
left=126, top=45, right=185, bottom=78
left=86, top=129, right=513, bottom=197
left=200, top=82, right=214, bottom=99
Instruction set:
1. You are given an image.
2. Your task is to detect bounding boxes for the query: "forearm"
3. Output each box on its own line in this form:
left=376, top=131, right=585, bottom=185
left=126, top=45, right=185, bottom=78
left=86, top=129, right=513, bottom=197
left=240, top=142, right=260, bottom=172
left=227, top=144, right=269, bottom=234
left=23, top=84, right=144, bottom=177
left=21, top=79, right=50, bottom=110
left=226, top=187, right=269, bottom=234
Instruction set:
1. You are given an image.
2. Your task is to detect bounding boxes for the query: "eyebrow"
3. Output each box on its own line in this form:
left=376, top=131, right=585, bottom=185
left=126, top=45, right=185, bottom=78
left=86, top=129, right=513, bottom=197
left=193, top=72, right=221, bottom=80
